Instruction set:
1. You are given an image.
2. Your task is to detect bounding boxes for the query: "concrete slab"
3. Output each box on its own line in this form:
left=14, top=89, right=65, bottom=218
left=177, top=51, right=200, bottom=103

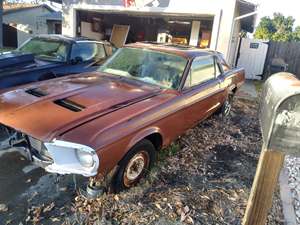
left=279, top=167, right=298, bottom=225
left=236, top=80, right=258, bottom=100
left=0, top=149, right=87, bottom=224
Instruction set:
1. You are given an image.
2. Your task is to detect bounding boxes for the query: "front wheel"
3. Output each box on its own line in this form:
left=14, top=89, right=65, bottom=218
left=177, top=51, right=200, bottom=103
left=112, top=139, right=156, bottom=192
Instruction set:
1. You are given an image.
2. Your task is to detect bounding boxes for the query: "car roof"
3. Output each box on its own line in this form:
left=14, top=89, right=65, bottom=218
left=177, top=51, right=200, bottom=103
left=125, top=42, right=216, bottom=59
left=32, top=34, right=112, bottom=45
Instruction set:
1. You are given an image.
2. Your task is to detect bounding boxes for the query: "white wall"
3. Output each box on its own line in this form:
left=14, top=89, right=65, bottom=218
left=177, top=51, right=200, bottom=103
left=62, top=0, right=238, bottom=59
left=3, top=7, right=52, bottom=46
left=227, top=4, right=241, bottom=66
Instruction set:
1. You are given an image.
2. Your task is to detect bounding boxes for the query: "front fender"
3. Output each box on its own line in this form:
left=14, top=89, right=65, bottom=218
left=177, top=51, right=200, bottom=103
left=126, top=127, right=163, bottom=152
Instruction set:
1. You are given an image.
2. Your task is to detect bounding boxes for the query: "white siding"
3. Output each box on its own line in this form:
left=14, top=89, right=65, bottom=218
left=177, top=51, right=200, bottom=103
left=3, top=7, right=52, bottom=46
left=62, top=0, right=238, bottom=60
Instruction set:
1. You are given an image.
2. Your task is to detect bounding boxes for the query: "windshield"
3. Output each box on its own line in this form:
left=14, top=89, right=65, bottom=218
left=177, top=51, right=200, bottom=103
left=99, top=47, right=188, bottom=89
left=18, top=38, right=69, bottom=62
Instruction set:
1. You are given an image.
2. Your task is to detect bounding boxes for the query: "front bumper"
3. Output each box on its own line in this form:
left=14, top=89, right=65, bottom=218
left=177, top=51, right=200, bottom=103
left=0, top=124, right=99, bottom=177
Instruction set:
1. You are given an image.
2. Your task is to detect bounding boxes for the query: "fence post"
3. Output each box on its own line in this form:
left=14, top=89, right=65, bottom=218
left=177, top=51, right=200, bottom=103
left=242, top=150, right=284, bottom=225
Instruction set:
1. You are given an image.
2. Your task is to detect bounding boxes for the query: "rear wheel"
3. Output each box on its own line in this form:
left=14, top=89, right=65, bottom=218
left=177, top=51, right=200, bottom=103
left=216, top=95, right=233, bottom=117
left=112, top=139, right=156, bottom=192
left=222, top=98, right=232, bottom=117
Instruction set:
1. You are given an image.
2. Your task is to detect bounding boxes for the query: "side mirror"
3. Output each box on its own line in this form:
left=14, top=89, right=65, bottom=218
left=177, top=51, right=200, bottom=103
left=71, top=56, right=83, bottom=65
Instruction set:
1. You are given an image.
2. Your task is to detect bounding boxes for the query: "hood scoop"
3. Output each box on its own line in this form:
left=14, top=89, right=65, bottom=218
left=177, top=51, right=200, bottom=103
left=26, top=88, right=48, bottom=97
left=54, top=99, right=85, bottom=112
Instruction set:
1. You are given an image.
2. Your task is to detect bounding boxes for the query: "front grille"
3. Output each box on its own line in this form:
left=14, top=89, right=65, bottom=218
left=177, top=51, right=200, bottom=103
left=28, top=136, right=52, bottom=162
left=28, top=136, right=43, bottom=151
left=0, top=124, right=24, bottom=149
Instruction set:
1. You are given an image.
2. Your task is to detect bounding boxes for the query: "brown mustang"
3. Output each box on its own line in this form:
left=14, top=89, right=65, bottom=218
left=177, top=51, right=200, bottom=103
left=0, top=43, right=244, bottom=192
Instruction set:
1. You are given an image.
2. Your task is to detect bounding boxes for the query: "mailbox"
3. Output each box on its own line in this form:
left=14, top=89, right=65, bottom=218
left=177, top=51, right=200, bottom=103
left=260, top=72, right=300, bottom=155
left=243, top=72, right=300, bottom=225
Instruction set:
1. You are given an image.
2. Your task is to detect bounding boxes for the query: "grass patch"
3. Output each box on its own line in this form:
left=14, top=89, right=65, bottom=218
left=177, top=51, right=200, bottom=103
left=253, top=80, right=264, bottom=93
left=158, top=142, right=180, bottom=161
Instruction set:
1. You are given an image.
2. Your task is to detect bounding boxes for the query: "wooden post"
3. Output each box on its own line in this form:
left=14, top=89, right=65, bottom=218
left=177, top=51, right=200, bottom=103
left=242, top=150, right=285, bottom=225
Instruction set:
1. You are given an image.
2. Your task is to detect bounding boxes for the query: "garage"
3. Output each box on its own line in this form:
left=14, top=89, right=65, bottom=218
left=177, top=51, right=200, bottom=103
left=76, top=10, right=214, bottom=48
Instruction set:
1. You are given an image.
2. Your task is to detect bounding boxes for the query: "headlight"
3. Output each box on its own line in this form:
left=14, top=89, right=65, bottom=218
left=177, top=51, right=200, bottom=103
left=76, top=150, right=95, bottom=168
left=42, top=140, right=99, bottom=177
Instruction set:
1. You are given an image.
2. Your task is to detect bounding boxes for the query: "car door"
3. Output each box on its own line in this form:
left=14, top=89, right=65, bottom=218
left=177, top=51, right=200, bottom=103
left=180, top=55, right=224, bottom=128
left=215, top=54, right=235, bottom=103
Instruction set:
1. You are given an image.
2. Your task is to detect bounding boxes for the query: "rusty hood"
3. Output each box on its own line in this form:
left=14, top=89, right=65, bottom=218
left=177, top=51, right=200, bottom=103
left=0, top=72, right=161, bottom=141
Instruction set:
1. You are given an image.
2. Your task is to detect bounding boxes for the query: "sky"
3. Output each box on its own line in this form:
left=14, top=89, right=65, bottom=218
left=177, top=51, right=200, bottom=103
left=249, top=0, right=300, bottom=27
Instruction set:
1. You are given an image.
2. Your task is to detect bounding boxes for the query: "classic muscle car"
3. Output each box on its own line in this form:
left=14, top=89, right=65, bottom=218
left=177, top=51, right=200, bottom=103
left=0, top=43, right=244, bottom=192
left=0, top=35, right=116, bottom=90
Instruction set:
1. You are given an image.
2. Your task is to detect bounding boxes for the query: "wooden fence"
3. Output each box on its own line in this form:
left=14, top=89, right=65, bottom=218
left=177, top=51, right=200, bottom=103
left=264, top=41, right=300, bottom=79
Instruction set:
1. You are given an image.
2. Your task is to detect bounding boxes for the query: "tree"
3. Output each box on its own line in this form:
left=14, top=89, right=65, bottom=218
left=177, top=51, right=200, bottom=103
left=254, top=13, right=296, bottom=42
left=293, top=26, right=300, bottom=41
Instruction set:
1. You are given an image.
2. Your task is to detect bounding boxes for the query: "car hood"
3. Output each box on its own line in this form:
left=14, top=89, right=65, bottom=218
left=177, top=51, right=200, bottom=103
left=0, top=72, right=161, bottom=141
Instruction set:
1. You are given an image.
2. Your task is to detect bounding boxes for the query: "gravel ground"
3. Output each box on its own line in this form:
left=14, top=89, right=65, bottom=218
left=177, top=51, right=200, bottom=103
left=285, top=156, right=300, bottom=224
left=68, top=98, right=284, bottom=225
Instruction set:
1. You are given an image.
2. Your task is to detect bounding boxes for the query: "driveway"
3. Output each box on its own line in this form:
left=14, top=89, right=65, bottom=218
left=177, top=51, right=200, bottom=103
left=0, top=148, right=82, bottom=224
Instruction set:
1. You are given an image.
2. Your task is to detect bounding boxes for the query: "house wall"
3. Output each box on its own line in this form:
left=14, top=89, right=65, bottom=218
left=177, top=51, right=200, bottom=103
left=227, top=4, right=241, bottom=66
left=62, top=0, right=238, bottom=60
left=3, top=7, right=52, bottom=46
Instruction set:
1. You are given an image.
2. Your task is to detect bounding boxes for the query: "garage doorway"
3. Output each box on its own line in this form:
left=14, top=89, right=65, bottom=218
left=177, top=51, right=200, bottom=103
left=76, top=10, right=213, bottom=48
left=3, top=23, right=17, bottom=48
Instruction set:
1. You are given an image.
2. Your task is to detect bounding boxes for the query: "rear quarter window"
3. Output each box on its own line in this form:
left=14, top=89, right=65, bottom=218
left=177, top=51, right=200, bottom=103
left=184, top=56, right=216, bottom=88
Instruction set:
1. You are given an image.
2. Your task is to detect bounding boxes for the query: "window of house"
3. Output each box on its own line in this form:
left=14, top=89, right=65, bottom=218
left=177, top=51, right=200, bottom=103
left=184, top=56, right=217, bottom=88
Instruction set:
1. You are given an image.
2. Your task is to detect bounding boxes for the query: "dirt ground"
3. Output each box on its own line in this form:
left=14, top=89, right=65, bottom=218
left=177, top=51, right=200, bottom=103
left=0, top=96, right=284, bottom=225
left=65, top=98, right=284, bottom=225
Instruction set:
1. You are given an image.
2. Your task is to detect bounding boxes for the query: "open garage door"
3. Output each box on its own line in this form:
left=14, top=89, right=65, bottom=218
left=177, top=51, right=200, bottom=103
left=76, top=10, right=213, bottom=48
left=110, top=25, right=130, bottom=48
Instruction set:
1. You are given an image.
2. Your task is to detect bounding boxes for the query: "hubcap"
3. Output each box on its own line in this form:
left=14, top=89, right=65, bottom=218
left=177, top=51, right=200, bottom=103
left=124, top=151, right=149, bottom=187
left=224, top=101, right=231, bottom=116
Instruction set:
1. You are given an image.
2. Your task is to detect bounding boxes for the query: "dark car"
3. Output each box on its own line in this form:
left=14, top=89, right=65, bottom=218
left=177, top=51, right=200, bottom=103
left=0, top=35, right=116, bottom=90
left=0, top=43, right=244, bottom=192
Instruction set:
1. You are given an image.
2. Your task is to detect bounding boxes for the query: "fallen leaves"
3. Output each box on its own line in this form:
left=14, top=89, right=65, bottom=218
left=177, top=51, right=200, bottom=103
left=26, top=202, right=56, bottom=224
left=43, top=202, right=55, bottom=213
left=0, top=204, right=8, bottom=213
left=68, top=98, right=284, bottom=225
left=9, top=98, right=282, bottom=225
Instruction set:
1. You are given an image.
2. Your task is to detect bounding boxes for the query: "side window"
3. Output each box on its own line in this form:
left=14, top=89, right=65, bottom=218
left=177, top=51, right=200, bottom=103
left=104, top=44, right=116, bottom=56
left=215, top=58, right=222, bottom=77
left=70, top=42, right=98, bottom=61
left=184, top=56, right=216, bottom=88
left=217, top=53, right=230, bottom=72
left=96, top=44, right=106, bottom=59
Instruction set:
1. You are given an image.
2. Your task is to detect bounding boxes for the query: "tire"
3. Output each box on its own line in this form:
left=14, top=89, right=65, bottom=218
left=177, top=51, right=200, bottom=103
left=216, top=95, right=233, bottom=117
left=112, top=139, right=157, bottom=193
